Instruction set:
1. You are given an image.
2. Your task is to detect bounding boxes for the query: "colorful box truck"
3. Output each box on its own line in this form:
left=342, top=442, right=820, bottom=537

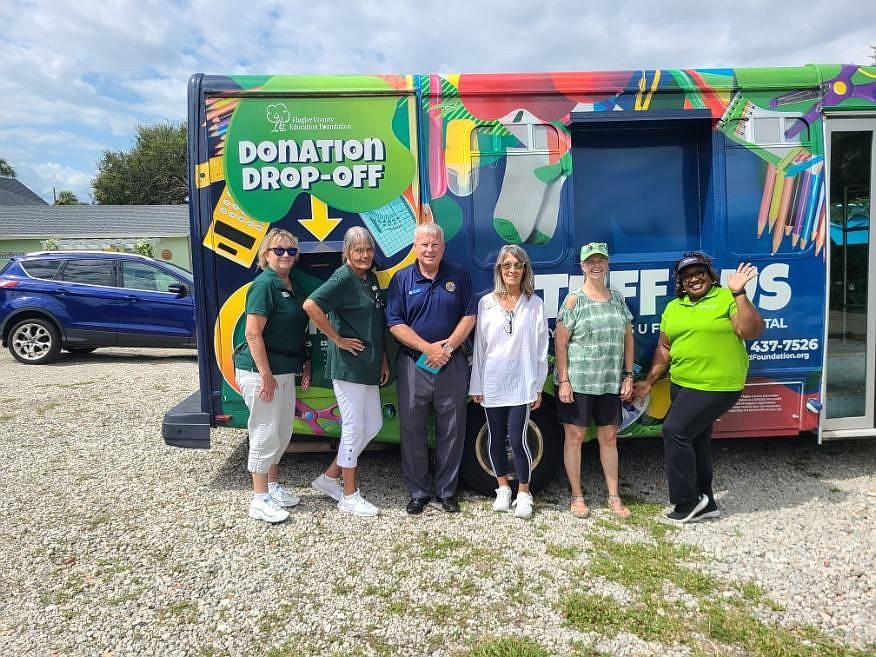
left=164, top=65, right=876, bottom=494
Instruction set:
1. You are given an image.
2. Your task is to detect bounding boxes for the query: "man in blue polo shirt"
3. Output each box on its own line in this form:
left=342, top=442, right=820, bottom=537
left=386, top=223, right=477, bottom=514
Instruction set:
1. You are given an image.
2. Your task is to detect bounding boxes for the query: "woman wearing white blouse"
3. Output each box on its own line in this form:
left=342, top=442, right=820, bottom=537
left=469, top=245, right=548, bottom=519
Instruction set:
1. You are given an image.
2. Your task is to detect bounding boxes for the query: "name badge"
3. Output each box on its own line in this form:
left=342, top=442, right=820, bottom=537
left=281, top=291, right=291, bottom=298
left=408, top=288, right=424, bottom=296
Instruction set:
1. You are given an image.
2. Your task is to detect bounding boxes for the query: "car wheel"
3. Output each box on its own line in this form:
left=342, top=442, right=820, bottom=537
left=460, top=397, right=563, bottom=496
left=65, top=347, right=97, bottom=354
left=7, top=318, right=62, bottom=364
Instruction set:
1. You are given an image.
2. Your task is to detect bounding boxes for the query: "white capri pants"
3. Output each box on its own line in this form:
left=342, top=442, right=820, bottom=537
left=332, top=379, right=383, bottom=468
left=236, top=369, right=297, bottom=474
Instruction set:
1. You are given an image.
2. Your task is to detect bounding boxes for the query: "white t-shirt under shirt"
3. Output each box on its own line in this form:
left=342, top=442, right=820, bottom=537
left=469, top=292, right=549, bottom=407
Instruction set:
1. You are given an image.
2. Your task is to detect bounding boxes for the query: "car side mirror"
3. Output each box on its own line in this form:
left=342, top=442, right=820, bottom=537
left=167, top=282, right=189, bottom=297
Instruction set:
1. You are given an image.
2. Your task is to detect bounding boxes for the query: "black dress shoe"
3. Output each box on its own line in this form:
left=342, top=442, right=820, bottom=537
left=406, top=496, right=430, bottom=515
left=438, top=496, right=460, bottom=513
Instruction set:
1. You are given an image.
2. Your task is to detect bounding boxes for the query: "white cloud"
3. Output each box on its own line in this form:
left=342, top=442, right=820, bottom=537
left=0, top=0, right=873, bottom=206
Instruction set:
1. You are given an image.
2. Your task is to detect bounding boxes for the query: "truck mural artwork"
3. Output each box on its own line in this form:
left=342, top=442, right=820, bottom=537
left=164, top=65, right=876, bottom=494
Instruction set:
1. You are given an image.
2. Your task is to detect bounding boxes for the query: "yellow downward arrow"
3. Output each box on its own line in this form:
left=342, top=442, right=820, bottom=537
left=299, top=196, right=342, bottom=241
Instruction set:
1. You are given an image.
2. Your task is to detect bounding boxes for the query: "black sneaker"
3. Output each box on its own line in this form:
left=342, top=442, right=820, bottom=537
left=666, top=494, right=709, bottom=523
left=689, top=496, right=721, bottom=522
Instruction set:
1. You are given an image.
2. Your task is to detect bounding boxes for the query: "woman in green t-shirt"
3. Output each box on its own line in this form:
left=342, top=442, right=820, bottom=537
left=234, top=229, right=312, bottom=524
left=636, top=252, right=763, bottom=524
left=303, top=227, right=389, bottom=518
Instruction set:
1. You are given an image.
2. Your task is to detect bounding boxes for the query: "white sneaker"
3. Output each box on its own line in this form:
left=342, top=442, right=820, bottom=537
left=249, top=495, right=290, bottom=523
left=493, top=486, right=512, bottom=512
left=337, top=490, right=380, bottom=517
left=268, top=482, right=300, bottom=508
left=512, top=491, right=534, bottom=519
left=311, top=473, right=343, bottom=502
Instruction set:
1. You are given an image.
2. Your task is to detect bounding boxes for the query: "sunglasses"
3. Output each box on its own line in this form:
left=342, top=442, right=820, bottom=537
left=270, top=246, right=299, bottom=257
left=503, top=310, right=514, bottom=335
left=500, top=262, right=525, bottom=272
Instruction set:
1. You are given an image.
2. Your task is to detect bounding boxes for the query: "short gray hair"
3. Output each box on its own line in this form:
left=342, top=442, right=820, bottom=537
left=342, top=226, right=376, bottom=265
left=414, top=222, right=444, bottom=243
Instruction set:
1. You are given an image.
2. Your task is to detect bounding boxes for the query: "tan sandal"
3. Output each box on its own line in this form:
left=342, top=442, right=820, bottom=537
left=570, top=496, right=590, bottom=519
left=607, top=495, right=631, bottom=519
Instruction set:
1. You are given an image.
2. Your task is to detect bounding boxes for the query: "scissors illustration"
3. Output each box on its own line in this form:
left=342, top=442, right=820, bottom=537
left=296, top=398, right=342, bottom=434
left=770, top=65, right=876, bottom=139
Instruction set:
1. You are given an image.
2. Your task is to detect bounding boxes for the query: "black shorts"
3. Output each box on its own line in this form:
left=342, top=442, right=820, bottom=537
left=556, top=392, right=621, bottom=427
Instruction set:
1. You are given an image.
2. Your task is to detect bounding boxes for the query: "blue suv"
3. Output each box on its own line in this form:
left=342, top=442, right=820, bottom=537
left=0, top=251, right=196, bottom=364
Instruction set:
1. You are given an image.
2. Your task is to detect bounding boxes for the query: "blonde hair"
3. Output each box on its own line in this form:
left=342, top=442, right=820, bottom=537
left=341, top=226, right=376, bottom=265
left=258, top=228, right=299, bottom=270
left=493, top=244, right=535, bottom=297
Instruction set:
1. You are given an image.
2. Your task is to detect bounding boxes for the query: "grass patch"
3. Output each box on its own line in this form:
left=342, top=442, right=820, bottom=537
left=561, top=591, right=686, bottom=643
left=698, top=600, right=875, bottom=657
left=158, top=599, right=198, bottom=623
left=461, top=636, right=552, bottom=657
left=421, top=536, right=469, bottom=560
left=37, top=401, right=63, bottom=415
left=569, top=642, right=613, bottom=657
left=545, top=543, right=577, bottom=560
left=559, top=513, right=871, bottom=657
left=40, top=574, right=87, bottom=606
left=586, top=533, right=718, bottom=597
left=85, top=512, right=111, bottom=529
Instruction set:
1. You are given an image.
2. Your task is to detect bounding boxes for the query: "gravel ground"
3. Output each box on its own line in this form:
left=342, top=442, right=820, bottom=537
left=0, top=348, right=874, bottom=656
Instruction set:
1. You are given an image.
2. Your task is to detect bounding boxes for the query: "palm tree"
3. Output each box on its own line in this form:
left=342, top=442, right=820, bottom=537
left=54, top=190, right=80, bottom=205
left=0, top=158, right=16, bottom=178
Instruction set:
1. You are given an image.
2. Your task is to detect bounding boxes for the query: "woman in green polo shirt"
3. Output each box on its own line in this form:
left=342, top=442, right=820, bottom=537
left=234, top=228, right=312, bottom=524
left=636, top=252, right=763, bottom=524
left=303, top=227, right=389, bottom=517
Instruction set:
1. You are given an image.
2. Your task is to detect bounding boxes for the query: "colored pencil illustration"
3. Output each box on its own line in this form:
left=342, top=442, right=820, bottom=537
left=799, top=163, right=823, bottom=249
left=757, top=163, right=777, bottom=238
left=772, top=174, right=795, bottom=254
left=791, top=170, right=811, bottom=247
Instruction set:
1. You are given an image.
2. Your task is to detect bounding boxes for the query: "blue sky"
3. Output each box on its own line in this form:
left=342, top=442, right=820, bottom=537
left=0, top=0, right=872, bottom=204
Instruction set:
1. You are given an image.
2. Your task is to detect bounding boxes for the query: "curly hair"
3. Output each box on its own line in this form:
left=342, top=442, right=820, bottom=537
left=673, top=251, right=720, bottom=298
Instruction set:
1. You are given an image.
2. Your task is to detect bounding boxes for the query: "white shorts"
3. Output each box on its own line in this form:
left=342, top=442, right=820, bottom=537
left=236, top=369, right=297, bottom=474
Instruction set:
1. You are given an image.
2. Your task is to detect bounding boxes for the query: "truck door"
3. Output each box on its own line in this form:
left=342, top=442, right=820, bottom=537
left=823, top=116, right=876, bottom=439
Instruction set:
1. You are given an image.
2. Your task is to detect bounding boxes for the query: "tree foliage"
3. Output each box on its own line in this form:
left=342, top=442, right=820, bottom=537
left=0, top=158, right=16, bottom=177
left=54, top=190, right=80, bottom=205
left=92, top=123, right=187, bottom=204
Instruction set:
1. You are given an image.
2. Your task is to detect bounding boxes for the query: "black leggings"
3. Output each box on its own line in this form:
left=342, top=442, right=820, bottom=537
left=662, top=384, right=741, bottom=508
left=484, top=404, right=532, bottom=485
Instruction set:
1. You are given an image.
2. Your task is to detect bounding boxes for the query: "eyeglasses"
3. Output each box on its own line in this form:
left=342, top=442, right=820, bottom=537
left=500, top=262, right=525, bottom=272
left=503, top=310, right=514, bottom=335
left=680, top=266, right=707, bottom=281
left=270, top=246, right=299, bottom=257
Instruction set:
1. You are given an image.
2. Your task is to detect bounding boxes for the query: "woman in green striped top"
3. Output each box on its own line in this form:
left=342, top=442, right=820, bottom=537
left=554, top=242, right=635, bottom=520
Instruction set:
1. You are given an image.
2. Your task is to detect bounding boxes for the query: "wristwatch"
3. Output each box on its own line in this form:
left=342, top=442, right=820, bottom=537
left=731, top=289, right=746, bottom=297
left=442, top=343, right=454, bottom=355
left=622, top=371, right=634, bottom=379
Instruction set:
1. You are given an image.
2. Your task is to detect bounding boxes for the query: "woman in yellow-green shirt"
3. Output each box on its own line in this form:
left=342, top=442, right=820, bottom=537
left=635, top=252, right=763, bottom=524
